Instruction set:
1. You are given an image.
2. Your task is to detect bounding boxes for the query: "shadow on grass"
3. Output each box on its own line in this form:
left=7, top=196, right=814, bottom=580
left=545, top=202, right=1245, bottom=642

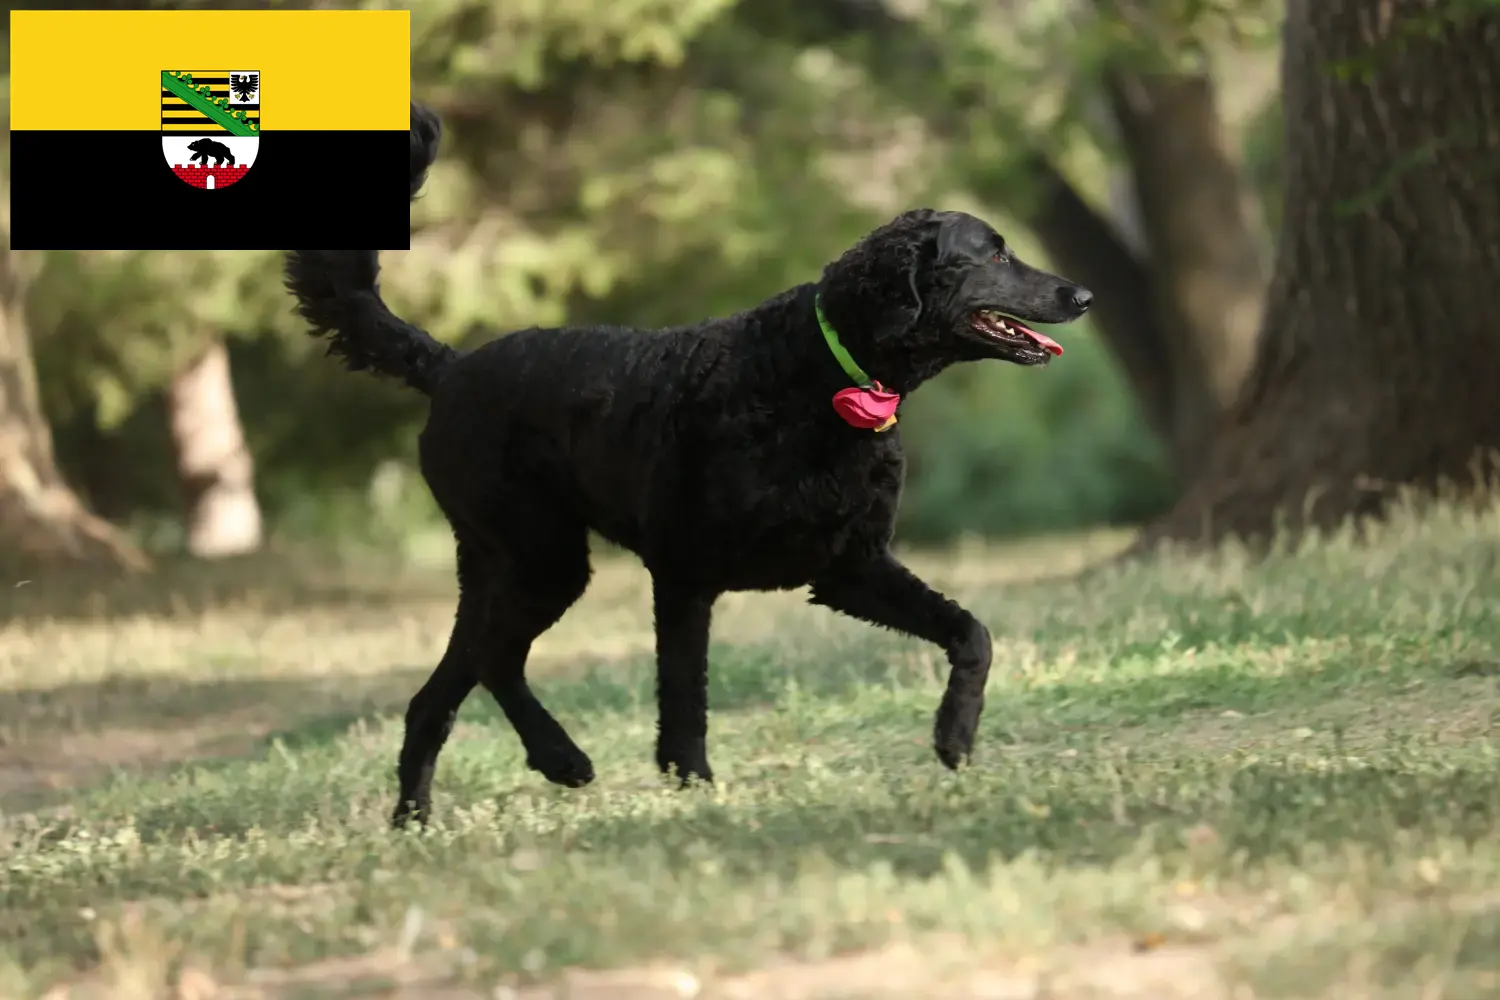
left=1, top=668, right=429, bottom=735
left=8, top=627, right=1489, bottom=808
left=22, top=638, right=1485, bottom=842
left=0, top=638, right=1343, bottom=746
left=0, top=549, right=454, bottom=625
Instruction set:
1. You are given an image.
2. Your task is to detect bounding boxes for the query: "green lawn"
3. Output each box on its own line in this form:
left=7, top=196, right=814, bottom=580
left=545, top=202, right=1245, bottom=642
left=3, top=511, right=1500, bottom=999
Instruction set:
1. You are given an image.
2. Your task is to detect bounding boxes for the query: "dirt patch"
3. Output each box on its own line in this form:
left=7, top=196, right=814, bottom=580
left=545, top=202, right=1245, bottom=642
left=0, top=672, right=421, bottom=807
left=7, top=656, right=1490, bottom=812
left=52, top=892, right=1500, bottom=1000
left=686, top=939, right=1225, bottom=1000
left=41, top=936, right=1234, bottom=1000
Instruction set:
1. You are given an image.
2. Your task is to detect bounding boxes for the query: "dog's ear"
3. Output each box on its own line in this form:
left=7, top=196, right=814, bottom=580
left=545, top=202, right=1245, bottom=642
left=906, top=252, right=928, bottom=326
left=905, top=213, right=987, bottom=326
left=934, top=212, right=992, bottom=266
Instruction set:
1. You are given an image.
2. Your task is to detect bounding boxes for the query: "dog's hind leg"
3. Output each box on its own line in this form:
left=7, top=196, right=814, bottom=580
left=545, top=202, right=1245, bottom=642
left=651, top=579, right=717, bottom=787
left=470, top=514, right=595, bottom=790
left=809, top=548, right=992, bottom=771
left=393, top=542, right=483, bottom=828
left=392, top=522, right=592, bottom=826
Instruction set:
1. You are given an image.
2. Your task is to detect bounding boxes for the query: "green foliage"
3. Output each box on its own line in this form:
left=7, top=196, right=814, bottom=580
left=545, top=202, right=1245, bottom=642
left=18, top=0, right=1279, bottom=547
left=898, top=323, right=1174, bottom=541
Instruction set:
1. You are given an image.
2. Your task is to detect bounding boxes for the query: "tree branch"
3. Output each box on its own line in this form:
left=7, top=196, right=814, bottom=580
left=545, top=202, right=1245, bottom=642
left=1005, top=157, right=1175, bottom=441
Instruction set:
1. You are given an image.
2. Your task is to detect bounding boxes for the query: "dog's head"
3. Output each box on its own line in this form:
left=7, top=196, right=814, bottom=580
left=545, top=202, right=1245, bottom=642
left=818, top=210, right=1092, bottom=386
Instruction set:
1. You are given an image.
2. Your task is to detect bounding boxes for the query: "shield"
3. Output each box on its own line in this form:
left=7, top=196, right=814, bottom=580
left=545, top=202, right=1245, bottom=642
left=161, top=70, right=260, bottom=190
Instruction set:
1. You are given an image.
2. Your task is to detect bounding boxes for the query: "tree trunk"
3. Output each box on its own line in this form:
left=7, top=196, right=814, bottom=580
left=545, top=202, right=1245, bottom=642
left=1139, top=0, right=1500, bottom=552
left=0, top=243, right=149, bottom=575
left=1003, top=0, right=1270, bottom=480
left=166, top=339, right=263, bottom=558
left=1012, top=76, right=1271, bottom=480
left=0, top=29, right=147, bottom=576
left=1101, top=68, right=1270, bottom=477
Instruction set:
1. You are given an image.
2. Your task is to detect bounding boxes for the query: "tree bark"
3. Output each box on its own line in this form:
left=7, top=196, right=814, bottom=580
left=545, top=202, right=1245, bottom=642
left=0, top=242, right=149, bottom=575
left=166, top=339, right=264, bottom=558
left=1139, top=0, right=1500, bottom=552
left=1100, top=67, right=1270, bottom=477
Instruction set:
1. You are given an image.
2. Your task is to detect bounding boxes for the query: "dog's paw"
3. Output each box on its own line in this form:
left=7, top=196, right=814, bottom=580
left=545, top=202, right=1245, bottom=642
left=933, top=686, right=985, bottom=770
left=933, top=742, right=968, bottom=770
left=527, top=743, right=596, bottom=788
left=656, top=737, right=714, bottom=788
left=931, top=618, right=991, bottom=768
left=391, top=796, right=430, bottom=829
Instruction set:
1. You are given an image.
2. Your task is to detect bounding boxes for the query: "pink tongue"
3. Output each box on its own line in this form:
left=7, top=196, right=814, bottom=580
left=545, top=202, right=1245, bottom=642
left=1011, top=321, right=1063, bottom=356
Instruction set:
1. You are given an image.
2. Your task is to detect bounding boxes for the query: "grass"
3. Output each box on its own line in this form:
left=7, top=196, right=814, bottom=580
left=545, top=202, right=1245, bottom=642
left=2, top=509, right=1500, bottom=999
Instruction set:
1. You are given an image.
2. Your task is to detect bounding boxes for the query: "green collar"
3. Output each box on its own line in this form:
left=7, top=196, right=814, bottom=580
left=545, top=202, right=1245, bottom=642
left=815, top=293, right=873, bottom=387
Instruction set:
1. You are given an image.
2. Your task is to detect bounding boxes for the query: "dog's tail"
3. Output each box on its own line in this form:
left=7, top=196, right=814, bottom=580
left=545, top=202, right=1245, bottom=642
left=283, top=102, right=458, bottom=397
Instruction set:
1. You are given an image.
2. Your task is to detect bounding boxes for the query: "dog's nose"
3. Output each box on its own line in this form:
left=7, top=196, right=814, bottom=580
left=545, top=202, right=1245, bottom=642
left=1064, top=286, right=1093, bottom=312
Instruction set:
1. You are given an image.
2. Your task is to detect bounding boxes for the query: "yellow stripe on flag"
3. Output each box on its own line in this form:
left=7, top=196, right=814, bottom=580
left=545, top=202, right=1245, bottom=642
left=11, top=9, right=409, bottom=131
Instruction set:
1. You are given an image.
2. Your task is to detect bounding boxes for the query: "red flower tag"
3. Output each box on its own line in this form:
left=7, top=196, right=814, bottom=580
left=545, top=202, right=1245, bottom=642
left=831, top=381, right=901, bottom=432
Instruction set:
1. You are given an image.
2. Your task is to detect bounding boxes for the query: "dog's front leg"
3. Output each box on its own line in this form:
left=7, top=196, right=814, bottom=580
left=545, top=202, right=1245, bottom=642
left=652, top=578, right=717, bottom=786
left=810, top=549, right=991, bottom=769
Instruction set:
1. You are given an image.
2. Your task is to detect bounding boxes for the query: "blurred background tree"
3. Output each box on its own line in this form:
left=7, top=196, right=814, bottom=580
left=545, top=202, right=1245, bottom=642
left=1140, top=0, right=1500, bottom=551
left=3, top=0, right=1492, bottom=572
left=0, top=31, right=149, bottom=573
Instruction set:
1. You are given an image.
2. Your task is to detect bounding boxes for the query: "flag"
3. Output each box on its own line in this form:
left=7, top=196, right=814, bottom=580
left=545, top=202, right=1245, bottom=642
left=9, top=9, right=412, bottom=250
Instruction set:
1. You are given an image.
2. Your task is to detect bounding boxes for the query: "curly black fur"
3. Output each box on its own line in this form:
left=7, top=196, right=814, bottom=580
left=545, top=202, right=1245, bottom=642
left=284, top=105, right=449, bottom=394
left=285, top=102, right=1093, bottom=826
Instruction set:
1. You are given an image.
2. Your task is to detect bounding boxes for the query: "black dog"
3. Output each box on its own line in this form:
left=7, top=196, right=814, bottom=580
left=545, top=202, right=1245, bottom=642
left=285, top=103, right=1092, bottom=826
left=186, top=137, right=235, bottom=167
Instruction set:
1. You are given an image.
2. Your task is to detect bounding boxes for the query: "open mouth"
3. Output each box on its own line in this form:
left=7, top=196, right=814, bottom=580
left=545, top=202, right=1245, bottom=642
left=969, top=310, right=1064, bottom=356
